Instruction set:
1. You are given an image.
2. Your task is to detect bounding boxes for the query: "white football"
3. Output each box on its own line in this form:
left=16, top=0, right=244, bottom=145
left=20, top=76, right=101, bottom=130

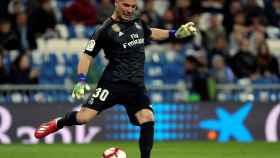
left=102, top=147, right=127, bottom=158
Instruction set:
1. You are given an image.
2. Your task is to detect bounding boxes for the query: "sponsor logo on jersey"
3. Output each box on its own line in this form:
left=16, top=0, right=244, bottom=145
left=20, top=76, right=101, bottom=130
left=85, top=40, right=95, bottom=51
left=123, top=38, right=144, bottom=49
left=123, top=33, right=144, bottom=49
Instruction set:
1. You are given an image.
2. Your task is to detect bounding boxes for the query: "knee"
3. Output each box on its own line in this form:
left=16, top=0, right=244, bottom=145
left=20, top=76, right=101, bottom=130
left=76, top=108, right=98, bottom=124
left=136, top=109, right=155, bottom=125
left=140, top=115, right=154, bottom=124
left=76, top=114, right=92, bottom=124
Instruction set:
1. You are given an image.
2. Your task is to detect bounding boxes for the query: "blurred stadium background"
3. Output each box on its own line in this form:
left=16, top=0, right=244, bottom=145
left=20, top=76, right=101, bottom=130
left=1, top=0, right=280, bottom=158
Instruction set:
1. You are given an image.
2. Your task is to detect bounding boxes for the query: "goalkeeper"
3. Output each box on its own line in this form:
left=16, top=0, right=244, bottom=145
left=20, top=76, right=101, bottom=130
left=34, top=0, right=196, bottom=158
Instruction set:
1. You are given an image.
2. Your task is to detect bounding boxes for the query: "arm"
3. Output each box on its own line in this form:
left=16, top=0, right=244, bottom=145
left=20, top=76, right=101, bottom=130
left=72, top=24, right=105, bottom=99
left=150, top=28, right=170, bottom=41
left=149, top=22, right=197, bottom=41
left=77, top=52, right=92, bottom=76
left=72, top=52, right=92, bottom=99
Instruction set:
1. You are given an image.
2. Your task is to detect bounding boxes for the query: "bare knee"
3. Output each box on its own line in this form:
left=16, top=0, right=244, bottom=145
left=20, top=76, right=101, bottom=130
left=135, top=109, right=154, bottom=125
left=76, top=107, right=98, bottom=124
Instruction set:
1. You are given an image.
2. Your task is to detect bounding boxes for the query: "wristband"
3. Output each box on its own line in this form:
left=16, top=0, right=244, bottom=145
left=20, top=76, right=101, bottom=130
left=169, top=30, right=177, bottom=39
left=78, top=74, right=87, bottom=82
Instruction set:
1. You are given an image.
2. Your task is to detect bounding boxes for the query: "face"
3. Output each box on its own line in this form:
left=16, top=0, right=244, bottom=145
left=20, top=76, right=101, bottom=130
left=101, top=0, right=111, bottom=5
left=234, top=12, right=245, bottom=25
left=215, top=37, right=226, bottom=50
left=163, top=9, right=174, bottom=22
left=176, top=0, right=190, bottom=8
left=14, top=1, right=24, bottom=14
left=273, top=0, right=280, bottom=9
left=145, top=0, right=155, bottom=12
left=240, top=39, right=250, bottom=52
left=115, top=0, right=137, bottom=21
left=212, top=56, right=225, bottom=70
left=230, top=1, right=242, bottom=14
left=259, top=43, right=269, bottom=55
left=185, top=60, right=194, bottom=71
left=16, top=14, right=27, bottom=26
left=42, top=0, right=53, bottom=12
left=210, top=14, right=220, bottom=28
left=0, top=22, right=11, bottom=33
left=19, top=55, right=30, bottom=70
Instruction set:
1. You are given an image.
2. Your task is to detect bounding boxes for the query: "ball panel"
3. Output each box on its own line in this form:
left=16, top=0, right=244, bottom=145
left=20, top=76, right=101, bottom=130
left=102, top=147, right=126, bottom=158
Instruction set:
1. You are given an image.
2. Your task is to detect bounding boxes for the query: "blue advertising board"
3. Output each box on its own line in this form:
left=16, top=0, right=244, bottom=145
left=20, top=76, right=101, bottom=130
left=0, top=102, right=278, bottom=144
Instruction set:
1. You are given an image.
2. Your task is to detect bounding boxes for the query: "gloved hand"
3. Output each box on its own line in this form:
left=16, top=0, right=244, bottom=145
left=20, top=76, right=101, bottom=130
left=175, top=22, right=197, bottom=38
left=72, top=74, right=91, bottom=99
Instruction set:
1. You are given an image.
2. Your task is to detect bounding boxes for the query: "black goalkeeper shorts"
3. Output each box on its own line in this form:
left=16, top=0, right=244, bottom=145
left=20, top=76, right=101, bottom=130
left=82, top=81, right=153, bottom=126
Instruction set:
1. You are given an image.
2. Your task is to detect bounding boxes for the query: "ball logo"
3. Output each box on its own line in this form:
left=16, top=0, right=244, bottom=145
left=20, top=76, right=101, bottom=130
left=265, top=104, right=280, bottom=142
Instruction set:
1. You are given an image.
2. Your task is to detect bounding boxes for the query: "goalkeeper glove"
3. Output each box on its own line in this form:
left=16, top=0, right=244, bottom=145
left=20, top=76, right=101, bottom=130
left=171, top=22, right=197, bottom=39
left=72, top=74, right=91, bottom=99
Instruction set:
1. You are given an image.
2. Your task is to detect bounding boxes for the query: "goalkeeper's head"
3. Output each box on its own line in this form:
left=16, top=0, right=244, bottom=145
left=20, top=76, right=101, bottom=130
left=114, top=0, right=137, bottom=21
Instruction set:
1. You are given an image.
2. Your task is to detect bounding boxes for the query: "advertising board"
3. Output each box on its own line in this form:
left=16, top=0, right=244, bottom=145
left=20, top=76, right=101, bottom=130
left=0, top=102, right=279, bottom=144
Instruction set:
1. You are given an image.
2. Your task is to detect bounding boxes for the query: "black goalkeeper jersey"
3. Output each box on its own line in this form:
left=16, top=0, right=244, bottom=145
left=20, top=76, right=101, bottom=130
left=84, top=17, right=152, bottom=87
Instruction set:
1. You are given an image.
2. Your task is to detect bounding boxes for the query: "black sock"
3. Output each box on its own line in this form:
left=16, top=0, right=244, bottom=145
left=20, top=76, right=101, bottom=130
left=57, top=111, right=82, bottom=129
left=139, top=121, right=154, bottom=158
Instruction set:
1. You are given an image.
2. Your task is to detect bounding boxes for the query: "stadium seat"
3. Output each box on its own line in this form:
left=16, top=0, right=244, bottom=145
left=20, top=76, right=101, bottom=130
left=84, top=26, right=95, bottom=38
left=55, top=64, right=67, bottom=77
left=74, top=24, right=86, bottom=38
left=266, top=26, right=280, bottom=39
left=267, top=39, right=280, bottom=56
left=49, top=54, right=58, bottom=65
left=163, top=64, right=184, bottom=84
left=56, top=24, right=69, bottom=39
left=67, top=39, right=88, bottom=53
left=67, top=25, right=77, bottom=38
left=45, top=39, right=68, bottom=53
left=31, top=52, right=43, bottom=66
left=36, top=38, right=47, bottom=53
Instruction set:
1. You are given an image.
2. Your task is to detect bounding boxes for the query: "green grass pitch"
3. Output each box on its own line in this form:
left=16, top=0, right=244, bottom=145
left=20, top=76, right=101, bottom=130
left=0, top=141, right=279, bottom=158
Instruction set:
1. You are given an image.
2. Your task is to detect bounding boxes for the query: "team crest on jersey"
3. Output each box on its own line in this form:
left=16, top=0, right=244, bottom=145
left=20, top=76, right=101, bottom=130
left=85, top=40, right=95, bottom=51
left=135, top=22, right=142, bottom=30
left=112, top=24, right=121, bottom=32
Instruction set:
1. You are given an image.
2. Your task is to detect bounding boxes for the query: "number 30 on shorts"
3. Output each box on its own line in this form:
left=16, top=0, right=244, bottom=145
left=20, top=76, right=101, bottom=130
left=92, top=88, right=110, bottom=101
